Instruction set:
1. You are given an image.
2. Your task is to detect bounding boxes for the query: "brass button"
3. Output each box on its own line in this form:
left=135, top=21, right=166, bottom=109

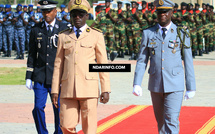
left=47, top=54, right=49, bottom=56
left=75, top=73, right=78, bottom=75
left=46, top=63, right=49, bottom=65
left=162, top=67, right=164, bottom=70
left=75, top=51, right=78, bottom=54
left=47, top=45, right=49, bottom=48
left=162, top=42, right=164, bottom=44
left=75, top=62, right=77, bottom=65
left=162, top=59, right=164, bottom=61
left=162, top=50, right=165, bottom=53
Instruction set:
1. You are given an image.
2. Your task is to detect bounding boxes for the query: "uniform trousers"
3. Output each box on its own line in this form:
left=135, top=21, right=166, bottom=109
left=33, top=82, right=62, bottom=134
left=60, top=98, right=98, bottom=134
left=0, top=26, right=2, bottom=51
left=14, top=27, right=25, bottom=55
left=151, top=91, right=184, bottom=134
left=2, top=25, right=14, bottom=52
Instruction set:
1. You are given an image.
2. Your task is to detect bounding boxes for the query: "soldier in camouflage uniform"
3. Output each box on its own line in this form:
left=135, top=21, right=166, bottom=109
left=124, top=3, right=131, bottom=55
left=140, top=1, right=149, bottom=31
left=172, top=2, right=189, bottom=26
left=147, top=2, right=158, bottom=27
left=194, top=3, right=204, bottom=56
left=114, top=2, right=127, bottom=58
left=13, top=4, right=27, bottom=59
left=207, top=4, right=214, bottom=52
left=172, top=3, right=179, bottom=24
left=210, top=5, right=215, bottom=51
left=91, top=0, right=118, bottom=61
left=201, top=3, right=210, bottom=54
left=187, top=3, right=197, bottom=58
left=127, top=1, right=142, bottom=60
left=0, top=4, right=4, bottom=55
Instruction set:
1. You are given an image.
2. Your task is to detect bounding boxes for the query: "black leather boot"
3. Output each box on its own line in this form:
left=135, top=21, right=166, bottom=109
left=20, top=53, right=24, bottom=59
left=199, top=49, right=203, bottom=56
left=120, top=49, right=124, bottom=58
left=8, top=50, right=11, bottom=57
left=14, top=54, right=21, bottom=60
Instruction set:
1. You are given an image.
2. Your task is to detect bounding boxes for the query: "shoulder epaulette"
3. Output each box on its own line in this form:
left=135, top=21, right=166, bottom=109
left=59, top=28, right=71, bottom=34
left=91, top=27, right=102, bottom=33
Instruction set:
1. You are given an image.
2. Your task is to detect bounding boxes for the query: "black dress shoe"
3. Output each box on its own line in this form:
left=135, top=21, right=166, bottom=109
left=110, top=51, right=118, bottom=61
left=14, top=55, right=21, bottom=60
left=129, top=53, right=135, bottom=60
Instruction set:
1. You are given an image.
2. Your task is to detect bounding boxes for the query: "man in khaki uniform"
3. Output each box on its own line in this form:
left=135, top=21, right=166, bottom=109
left=51, top=0, right=111, bottom=133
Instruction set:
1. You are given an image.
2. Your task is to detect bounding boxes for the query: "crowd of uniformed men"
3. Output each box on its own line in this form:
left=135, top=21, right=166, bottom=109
left=92, top=0, right=215, bottom=60
left=0, top=3, right=70, bottom=59
left=0, top=1, right=215, bottom=60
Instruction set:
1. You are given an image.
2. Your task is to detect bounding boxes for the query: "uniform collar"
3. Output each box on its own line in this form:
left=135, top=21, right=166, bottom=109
left=73, top=24, right=87, bottom=33
left=158, top=21, right=172, bottom=34
left=45, top=18, right=56, bottom=28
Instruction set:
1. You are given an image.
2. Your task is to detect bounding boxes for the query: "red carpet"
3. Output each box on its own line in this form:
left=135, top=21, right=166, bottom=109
left=78, top=105, right=215, bottom=134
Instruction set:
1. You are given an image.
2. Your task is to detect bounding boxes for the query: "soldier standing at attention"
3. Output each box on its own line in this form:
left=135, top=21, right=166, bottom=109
left=127, top=1, right=141, bottom=60
left=91, top=0, right=118, bottom=61
left=51, top=0, right=111, bottom=133
left=194, top=3, right=204, bottom=56
left=34, top=6, right=43, bottom=23
left=172, top=3, right=179, bottom=24
left=201, top=3, right=210, bottom=54
left=115, top=1, right=127, bottom=58
left=133, top=0, right=196, bottom=133
left=187, top=3, right=197, bottom=58
left=2, top=4, right=14, bottom=57
left=209, top=5, right=215, bottom=51
left=25, top=0, right=68, bottom=133
left=23, top=5, right=28, bottom=13
left=147, top=2, right=158, bottom=27
left=13, top=4, right=27, bottom=59
left=125, top=3, right=131, bottom=55
left=0, top=4, right=4, bottom=55
left=140, top=1, right=150, bottom=31
left=25, top=5, right=35, bottom=52
left=172, top=2, right=189, bottom=26
left=207, top=4, right=213, bottom=52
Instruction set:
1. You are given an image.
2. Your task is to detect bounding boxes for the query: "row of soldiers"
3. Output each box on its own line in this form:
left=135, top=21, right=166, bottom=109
left=91, top=0, right=215, bottom=60
left=0, top=3, right=71, bottom=59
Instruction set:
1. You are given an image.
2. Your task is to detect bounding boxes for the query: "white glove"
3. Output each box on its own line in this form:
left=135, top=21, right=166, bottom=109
left=132, top=85, right=143, bottom=96
left=184, top=90, right=195, bottom=100
left=26, top=79, right=33, bottom=90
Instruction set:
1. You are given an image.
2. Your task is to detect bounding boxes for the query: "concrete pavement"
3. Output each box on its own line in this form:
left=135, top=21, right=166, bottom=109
left=0, top=51, right=215, bottom=133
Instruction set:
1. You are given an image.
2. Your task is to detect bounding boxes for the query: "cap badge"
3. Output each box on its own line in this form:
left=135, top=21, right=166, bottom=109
left=43, top=1, right=48, bottom=5
left=86, top=28, right=90, bottom=32
left=171, top=28, right=174, bottom=33
left=159, top=0, right=164, bottom=6
left=75, top=0, right=82, bottom=5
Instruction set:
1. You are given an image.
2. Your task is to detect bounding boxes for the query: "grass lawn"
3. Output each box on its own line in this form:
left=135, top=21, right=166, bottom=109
left=0, top=67, right=26, bottom=85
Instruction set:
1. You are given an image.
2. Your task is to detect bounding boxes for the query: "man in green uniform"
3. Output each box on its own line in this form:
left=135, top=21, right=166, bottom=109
left=140, top=1, right=150, bottom=31
left=207, top=4, right=213, bottom=52
left=187, top=3, right=197, bottom=58
left=172, top=2, right=189, bottom=26
left=126, top=1, right=141, bottom=60
left=147, top=2, right=158, bottom=27
left=172, top=3, right=179, bottom=24
left=201, top=3, right=210, bottom=54
left=210, top=5, right=215, bottom=51
left=115, top=1, right=127, bottom=58
left=91, top=0, right=118, bottom=61
left=194, top=3, right=204, bottom=56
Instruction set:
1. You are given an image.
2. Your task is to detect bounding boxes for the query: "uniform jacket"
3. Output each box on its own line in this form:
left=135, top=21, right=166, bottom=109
left=133, top=22, right=196, bottom=93
left=51, top=25, right=111, bottom=98
left=25, top=20, right=68, bottom=85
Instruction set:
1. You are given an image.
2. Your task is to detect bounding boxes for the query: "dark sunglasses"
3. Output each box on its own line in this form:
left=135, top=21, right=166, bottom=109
left=71, top=13, right=87, bottom=18
left=156, top=9, right=172, bottom=14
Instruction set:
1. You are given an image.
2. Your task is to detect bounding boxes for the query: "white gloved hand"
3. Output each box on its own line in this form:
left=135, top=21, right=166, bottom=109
left=184, top=90, right=195, bottom=100
left=132, top=85, right=143, bottom=96
left=26, top=79, right=33, bottom=90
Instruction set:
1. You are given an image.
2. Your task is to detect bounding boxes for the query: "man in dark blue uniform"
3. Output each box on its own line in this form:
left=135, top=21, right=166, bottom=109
left=0, top=4, right=4, bottom=55
left=25, top=0, right=68, bottom=133
left=13, top=4, right=27, bottom=59
left=2, top=4, right=14, bottom=57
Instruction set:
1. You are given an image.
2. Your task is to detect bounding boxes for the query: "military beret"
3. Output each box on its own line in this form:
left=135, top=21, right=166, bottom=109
left=60, top=4, right=66, bottom=8
left=148, top=3, right=152, bottom=6
left=202, top=3, right=206, bottom=6
left=142, top=1, right=147, bottom=5
left=174, top=3, right=178, bottom=8
left=188, top=3, right=193, bottom=7
left=37, top=6, right=40, bottom=8
left=210, top=5, right=214, bottom=9
left=0, top=4, right=4, bottom=8
left=23, top=5, right=27, bottom=8
left=117, top=1, right=123, bottom=4
left=154, top=0, right=175, bottom=10
left=17, top=4, right=22, bottom=7
left=68, top=0, right=91, bottom=13
left=206, top=3, right=210, bottom=6
left=5, top=4, right=11, bottom=8
left=126, top=3, right=131, bottom=6
left=105, top=0, right=111, bottom=2
left=136, top=3, right=139, bottom=6
left=181, top=2, right=187, bottom=7
left=28, top=4, right=33, bottom=7
left=38, top=0, right=58, bottom=11
left=195, top=3, right=200, bottom=7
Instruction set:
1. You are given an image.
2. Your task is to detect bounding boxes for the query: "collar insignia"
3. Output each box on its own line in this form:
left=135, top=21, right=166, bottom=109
left=86, top=28, right=90, bottom=32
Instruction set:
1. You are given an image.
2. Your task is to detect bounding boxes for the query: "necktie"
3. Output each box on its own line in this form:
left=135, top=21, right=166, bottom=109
left=76, top=29, right=81, bottom=38
left=48, top=25, right=52, bottom=36
left=162, top=28, right=167, bottom=39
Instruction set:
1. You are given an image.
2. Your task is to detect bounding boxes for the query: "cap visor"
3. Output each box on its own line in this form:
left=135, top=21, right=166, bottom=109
left=41, top=8, right=54, bottom=11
